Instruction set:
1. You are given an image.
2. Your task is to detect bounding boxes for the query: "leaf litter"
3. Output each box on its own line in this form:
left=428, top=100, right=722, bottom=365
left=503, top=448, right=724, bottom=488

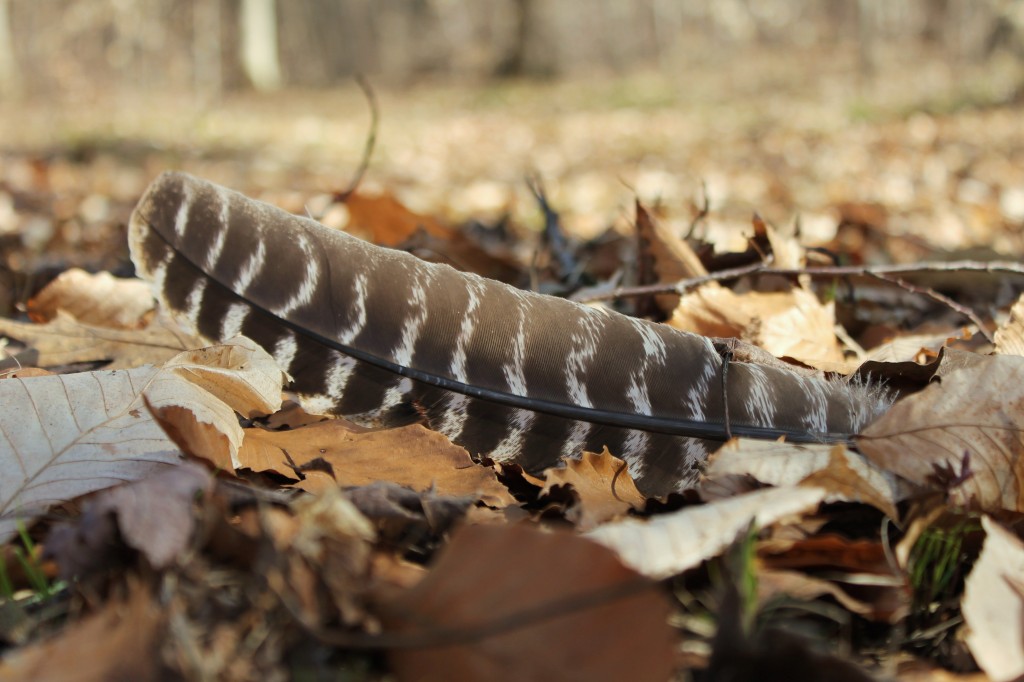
left=2, top=111, right=1024, bottom=682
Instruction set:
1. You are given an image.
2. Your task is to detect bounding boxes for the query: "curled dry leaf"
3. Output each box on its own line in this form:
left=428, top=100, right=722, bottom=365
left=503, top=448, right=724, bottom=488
left=857, top=354, right=1024, bottom=512
left=703, top=439, right=907, bottom=519
left=962, top=517, right=1024, bottom=682
left=668, top=285, right=846, bottom=368
left=379, top=523, right=675, bottom=682
left=540, top=447, right=645, bottom=531
left=994, top=294, right=1024, bottom=356
left=147, top=336, right=284, bottom=471
left=586, top=486, right=828, bottom=579
left=0, top=311, right=205, bottom=370
left=27, top=268, right=155, bottom=329
left=634, top=201, right=707, bottom=313
left=238, top=422, right=513, bottom=508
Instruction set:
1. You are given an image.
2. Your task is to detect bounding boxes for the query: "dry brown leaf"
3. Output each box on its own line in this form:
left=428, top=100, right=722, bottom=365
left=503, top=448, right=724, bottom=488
left=703, top=440, right=906, bottom=518
left=541, top=448, right=645, bottom=530
left=995, top=294, right=1024, bottom=356
left=634, top=201, right=707, bottom=313
left=857, top=354, right=1024, bottom=512
left=0, top=311, right=205, bottom=369
left=239, top=422, right=514, bottom=507
left=586, top=486, right=828, bottom=578
left=380, top=523, right=675, bottom=682
left=343, top=191, right=453, bottom=246
left=0, top=580, right=164, bottom=682
left=668, top=285, right=845, bottom=366
left=27, top=268, right=155, bottom=329
left=46, top=462, right=213, bottom=574
left=962, top=517, right=1024, bottom=682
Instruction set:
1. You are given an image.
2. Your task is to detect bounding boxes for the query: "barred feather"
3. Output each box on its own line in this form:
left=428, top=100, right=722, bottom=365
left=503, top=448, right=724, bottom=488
left=129, top=172, right=889, bottom=496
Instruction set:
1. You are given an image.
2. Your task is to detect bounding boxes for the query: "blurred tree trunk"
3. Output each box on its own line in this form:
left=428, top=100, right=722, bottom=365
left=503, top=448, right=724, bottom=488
left=193, top=0, right=223, bottom=97
left=0, top=0, right=19, bottom=97
left=240, top=0, right=282, bottom=90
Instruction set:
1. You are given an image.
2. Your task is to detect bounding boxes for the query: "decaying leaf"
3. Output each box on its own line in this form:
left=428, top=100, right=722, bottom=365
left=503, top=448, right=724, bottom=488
left=380, top=523, right=675, bottom=682
left=26, top=268, right=155, bottom=329
left=703, top=439, right=906, bottom=519
left=0, top=311, right=205, bottom=370
left=46, top=462, right=213, bottom=574
left=346, top=481, right=477, bottom=543
left=0, top=579, right=164, bottom=682
left=238, top=422, right=513, bottom=507
left=857, top=354, right=1024, bottom=512
left=994, top=294, right=1024, bottom=357
left=586, top=486, right=828, bottom=578
left=962, top=517, right=1024, bottom=682
left=540, top=448, right=645, bottom=530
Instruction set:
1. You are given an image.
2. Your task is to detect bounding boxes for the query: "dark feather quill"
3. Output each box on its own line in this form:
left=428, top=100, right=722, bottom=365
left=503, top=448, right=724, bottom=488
left=129, top=172, right=889, bottom=495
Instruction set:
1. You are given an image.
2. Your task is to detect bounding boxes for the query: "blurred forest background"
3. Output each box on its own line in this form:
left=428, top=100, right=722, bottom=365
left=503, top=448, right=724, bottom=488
left=2, top=0, right=1024, bottom=94
left=0, top=0, right=1023, bottom=309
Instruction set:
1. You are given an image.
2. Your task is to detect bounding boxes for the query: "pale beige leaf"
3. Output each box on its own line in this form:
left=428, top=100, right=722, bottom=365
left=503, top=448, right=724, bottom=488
left=159, top=336, right=284, bottom=418
left=703, top=439, right=907, bottom=518
left=864, top=331, right=966, bottom=363
left=27, top=269, right=155, bottom=329
left=0, top=311, right=205, bottom=369
left=668, top=285, right=844, bottom=366
left=995, top=294, right=1024, bottom=357
left=858, top=355, right=1024, bottom=512
left=585, top=486, right=827, bottom=578
left=764, top=223, right=804, bottom=270
left=962, top=517, right=1024, bottom=682
left=0, top=366, right=181, bottom=543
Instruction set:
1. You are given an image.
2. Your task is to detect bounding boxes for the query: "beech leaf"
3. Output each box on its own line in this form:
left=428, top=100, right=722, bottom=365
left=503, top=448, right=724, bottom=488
left=857, top=354, right=1024, bottom=512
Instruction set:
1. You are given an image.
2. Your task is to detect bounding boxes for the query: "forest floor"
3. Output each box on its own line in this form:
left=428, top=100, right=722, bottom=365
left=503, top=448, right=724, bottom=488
left=1, top=43, right=1024, bottom=680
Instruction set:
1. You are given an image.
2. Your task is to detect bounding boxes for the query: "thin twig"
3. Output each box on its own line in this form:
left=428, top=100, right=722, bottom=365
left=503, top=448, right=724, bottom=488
left=867, top=271, right=994, bottom=343
left=576, top=260, right=1024, bottom=303
left=334, top=74, right=379, bottom=202
left=684, top=180, right=710, bottom=239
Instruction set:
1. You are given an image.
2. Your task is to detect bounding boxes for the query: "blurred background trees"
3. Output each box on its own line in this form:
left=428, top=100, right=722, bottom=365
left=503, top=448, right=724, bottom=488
left=0, top=0, right=1021, bottom=99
